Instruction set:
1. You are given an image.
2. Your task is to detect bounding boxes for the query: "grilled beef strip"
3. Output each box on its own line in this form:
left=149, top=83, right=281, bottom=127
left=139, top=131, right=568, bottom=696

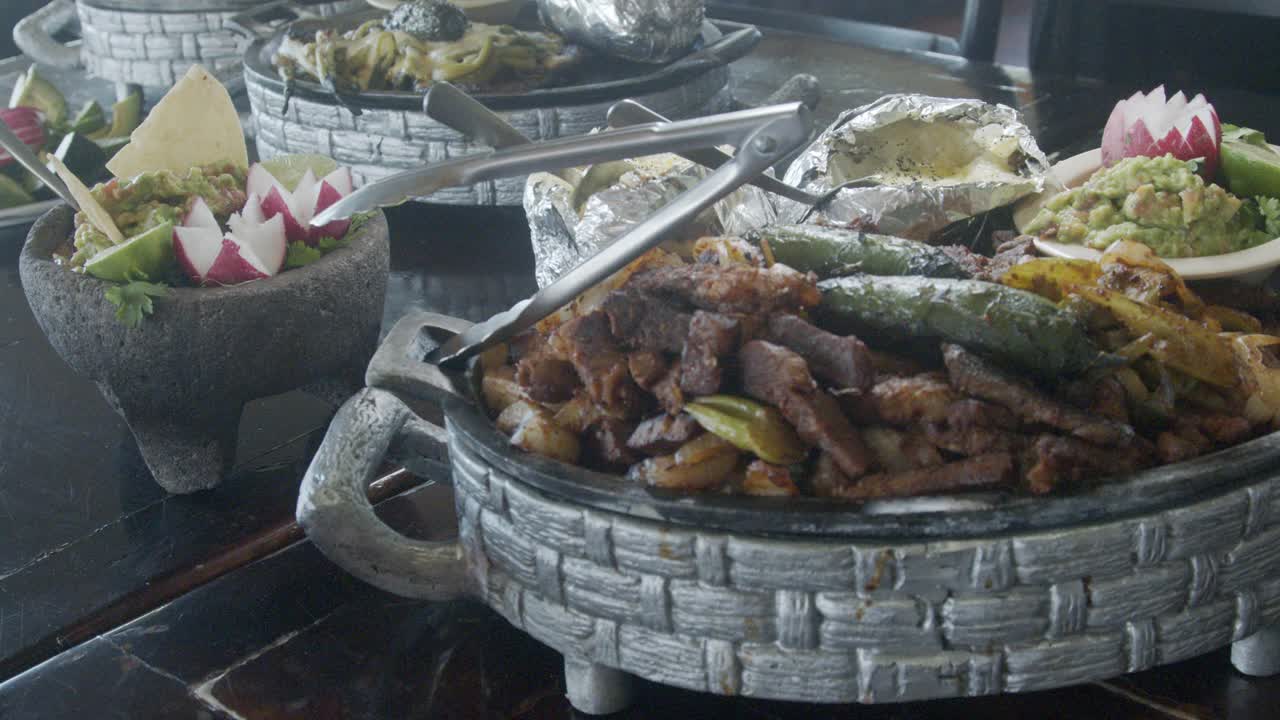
left=862, top=427, right=944, bottom=472
left=516, top=354, right=580, bottom=404
left=924, top=423, right=1025, bottom=457
left=1022, top=434, right=1152, bottom=494
left=767, top=314, right=874, bottom=391
left=680, top=311, right=742, bottom=396
left=945, top=399, right=1019, bottom=430
left=1190, top=414, right=1253, bottom=444
left=627, top=351, right=669, bottom=390
left=740, top=340, right=870, bottom=477
left=629, top=263, right=822, bottom=315
left=983, top=236, right=1038, bottom=281
left=831, top=453, right=1016, bottom=501
left=942, top=344, right=1135, bottom=446
left=552, top=311, right=644, bottom=418
left=652, top=359, right=686, bottom=415
left=627, top=413, right=702, bottom=455
left=601, top=290, right=691, bottom=353
left=848, top=373, right=960, bottom=425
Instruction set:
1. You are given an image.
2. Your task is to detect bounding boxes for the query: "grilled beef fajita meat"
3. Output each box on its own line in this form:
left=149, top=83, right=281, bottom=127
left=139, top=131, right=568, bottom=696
left=740, top=340, right=870, bottom=477
left=818, top=452, right=1016, bottom=500
left=488, top=237, right=1267, bottom=502
left=630, top=263, right=822, bottom=315
left=627, top=351, right=669, bottom=390
left=553, top=312, right=644, bottom=417
left=1022, top=434, right=1151, bottom=494
left=766, top=314, right=874, bottom=390
left=602, top=290, right=691, bottom=353
left=942, top=344, right=1135, bottom=446
left=517, top=354, right=579, bottom=403
left=680, top=311, right=742, bottom=396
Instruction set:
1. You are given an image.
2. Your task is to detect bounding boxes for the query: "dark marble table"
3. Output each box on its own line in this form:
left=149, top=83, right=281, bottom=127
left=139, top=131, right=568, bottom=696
left=3, top=19, right=1280, bottom=719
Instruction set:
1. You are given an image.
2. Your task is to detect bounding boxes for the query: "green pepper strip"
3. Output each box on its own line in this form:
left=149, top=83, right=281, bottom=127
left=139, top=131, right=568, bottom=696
left=435, top=36, right=495, bottom=81
left=685, top=395, right=807, bottom=465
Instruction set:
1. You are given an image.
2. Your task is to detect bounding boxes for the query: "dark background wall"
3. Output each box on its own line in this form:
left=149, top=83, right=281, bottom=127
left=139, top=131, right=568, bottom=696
left=2, top=1, right=46, bottom=59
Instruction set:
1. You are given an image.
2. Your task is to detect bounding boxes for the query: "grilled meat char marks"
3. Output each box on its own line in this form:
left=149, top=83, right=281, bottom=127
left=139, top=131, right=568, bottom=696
left=602, top=289, right=691, bottom=353
left=740, top=340, right=870, bottom=478
left=812, top=450, right=1014, bottom=500
left=942, top=344, right=1135, bottom=447
left=630, top=263, right=822, bottom=315
left=1022, top=434, right=1151, bottom=495
left=680, top=311, right=742, bottom=396
left=627, top=351, right=669, bottom=389
left=516, top=354, right=579, bottom=403
left=552, top=311, right=644, bottom=418
left=767, top=314, right=874, bottom=391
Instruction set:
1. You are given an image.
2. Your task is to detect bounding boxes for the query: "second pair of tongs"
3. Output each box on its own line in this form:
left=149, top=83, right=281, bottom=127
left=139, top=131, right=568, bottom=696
left=314, top=101, right=813, bottom=368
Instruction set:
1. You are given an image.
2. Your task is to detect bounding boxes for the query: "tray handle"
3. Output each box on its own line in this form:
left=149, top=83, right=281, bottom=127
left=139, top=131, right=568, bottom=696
left=13, top=0, right=81, bottom=70
left=298, top=386, right=474, bottom=600
left=299, top=311, right=479, bottom=599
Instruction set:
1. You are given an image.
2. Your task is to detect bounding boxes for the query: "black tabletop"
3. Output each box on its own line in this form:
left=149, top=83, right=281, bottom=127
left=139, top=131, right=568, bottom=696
left=3, top=22, right=1280, bottom=719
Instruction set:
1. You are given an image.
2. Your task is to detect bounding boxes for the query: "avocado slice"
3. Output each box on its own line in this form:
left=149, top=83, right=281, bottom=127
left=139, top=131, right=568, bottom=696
left=105, top=91, right=142, bottom=138
left=1221, top=140, right=1280, bottom=199
left=53, top=132, right=108, bottom=184
left=85, top=221, right=175, bottom=282
left=0, top=174, right=35, bottom=209
left=9, top=67, right=67, bottom=127
left=71, top=100, right=106, bottom=136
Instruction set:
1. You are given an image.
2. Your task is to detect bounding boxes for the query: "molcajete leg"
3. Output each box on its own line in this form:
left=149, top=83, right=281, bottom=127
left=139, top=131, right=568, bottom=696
left=125, top=410, right=241, bottom=494
left=564, top=657, right=634, bottom=715
left=1233, top=625, right=1280, bottom=676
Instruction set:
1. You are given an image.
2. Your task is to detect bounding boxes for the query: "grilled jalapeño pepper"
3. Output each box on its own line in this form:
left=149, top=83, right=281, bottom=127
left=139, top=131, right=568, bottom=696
left=685, top=395, right=807, bottom=465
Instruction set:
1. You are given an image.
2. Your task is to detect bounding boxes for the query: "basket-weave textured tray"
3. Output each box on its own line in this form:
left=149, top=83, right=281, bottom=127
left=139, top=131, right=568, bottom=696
left=449, top=427, right=1280, bottom=702
left=76, top=0, right=362, bottom=88
left=246, top=69, right=734, bottom=206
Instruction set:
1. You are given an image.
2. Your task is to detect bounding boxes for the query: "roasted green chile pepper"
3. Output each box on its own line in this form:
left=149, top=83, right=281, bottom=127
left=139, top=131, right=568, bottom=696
left=817, top=275, right=1102, bottom=377
left=685, top=395, right=807, bottom=465
left=749, top=224, right=971, bottom=279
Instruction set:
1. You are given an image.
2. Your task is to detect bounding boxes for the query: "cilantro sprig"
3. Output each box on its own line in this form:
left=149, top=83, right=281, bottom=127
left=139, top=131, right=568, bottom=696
left=104, top=281, right=169, bottom=328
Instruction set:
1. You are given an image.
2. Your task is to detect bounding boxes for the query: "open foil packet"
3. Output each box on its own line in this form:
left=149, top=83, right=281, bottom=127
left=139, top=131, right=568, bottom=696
left=536, top=0, right=705, bottom=64
left=779, top=94, right=1051, bottom=240
left=524, top=153, right=777, bottom=288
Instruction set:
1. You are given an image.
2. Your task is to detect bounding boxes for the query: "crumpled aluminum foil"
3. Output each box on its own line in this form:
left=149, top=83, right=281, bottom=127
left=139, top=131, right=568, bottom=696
left=777, top=94, right=1051, bottom=240
left=524, top=153, right=777, bottom=288
left=537, top=0, right=704, bottom=64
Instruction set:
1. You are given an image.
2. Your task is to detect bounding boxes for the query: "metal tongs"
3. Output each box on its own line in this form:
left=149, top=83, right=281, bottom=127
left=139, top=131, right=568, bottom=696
left=313, top=101, right=812, bottom=368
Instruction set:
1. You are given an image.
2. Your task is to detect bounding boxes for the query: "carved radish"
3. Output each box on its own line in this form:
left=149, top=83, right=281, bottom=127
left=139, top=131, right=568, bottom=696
left=248, top=164, right=353, bottom=246
left=1101, top=86, right=1221, bottom=177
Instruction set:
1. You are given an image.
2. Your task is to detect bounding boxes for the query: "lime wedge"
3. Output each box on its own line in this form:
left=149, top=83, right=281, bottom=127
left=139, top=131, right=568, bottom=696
left=1221, top=140, right=1280, bottom=199
left=85, top=221, right=175, bottom=283
left=259, top=154, right=338, bottom=192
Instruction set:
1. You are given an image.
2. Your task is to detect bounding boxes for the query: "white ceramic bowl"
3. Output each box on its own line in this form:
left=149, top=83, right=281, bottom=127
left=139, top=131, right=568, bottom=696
left=1013, top=148, right=1280, bottom=282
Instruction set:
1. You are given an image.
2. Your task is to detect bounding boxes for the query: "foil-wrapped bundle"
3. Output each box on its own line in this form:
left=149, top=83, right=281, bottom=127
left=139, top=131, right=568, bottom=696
left=537, top=0, right=704, bottom=64
left=779, top=94, right=1051, bottom=240
left=524, top=153, right=777, bottom=288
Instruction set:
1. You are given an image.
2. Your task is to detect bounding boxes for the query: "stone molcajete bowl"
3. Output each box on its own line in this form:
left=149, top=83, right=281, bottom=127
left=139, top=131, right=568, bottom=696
left=19, top=205, right=390, bottom=493
left=298, top=311, right=1280, bottom=715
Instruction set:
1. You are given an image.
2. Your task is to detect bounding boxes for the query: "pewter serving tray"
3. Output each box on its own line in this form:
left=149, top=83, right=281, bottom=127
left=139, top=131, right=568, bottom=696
left=242, top=10, right=755, bottom=205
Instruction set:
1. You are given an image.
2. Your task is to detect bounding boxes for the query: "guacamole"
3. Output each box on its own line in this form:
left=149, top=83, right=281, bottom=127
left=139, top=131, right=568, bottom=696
left=1026, top=154, right=1269, bottom=258
left=70, top=163, right=247, bottom=269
